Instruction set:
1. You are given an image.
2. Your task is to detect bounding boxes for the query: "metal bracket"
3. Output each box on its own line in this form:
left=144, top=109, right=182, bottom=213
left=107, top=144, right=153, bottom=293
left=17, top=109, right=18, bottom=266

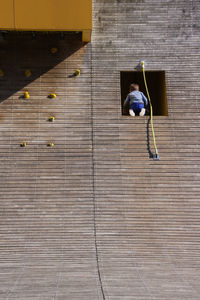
left=153, top=153, right=160, bottom=161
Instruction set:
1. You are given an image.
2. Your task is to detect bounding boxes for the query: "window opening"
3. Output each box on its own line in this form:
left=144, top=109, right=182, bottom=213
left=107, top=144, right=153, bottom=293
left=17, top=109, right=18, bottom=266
left=121, top=71, right=168, bottom=116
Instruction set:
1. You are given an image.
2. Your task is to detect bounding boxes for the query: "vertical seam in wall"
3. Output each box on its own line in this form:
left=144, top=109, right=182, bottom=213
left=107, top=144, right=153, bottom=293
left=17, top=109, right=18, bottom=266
left=90, top=41, right=106, bottom=300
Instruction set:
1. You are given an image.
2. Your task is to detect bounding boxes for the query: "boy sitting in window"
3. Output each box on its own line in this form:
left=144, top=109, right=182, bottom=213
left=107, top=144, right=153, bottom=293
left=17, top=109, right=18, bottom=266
left=124, top=83, right=148, bottom=116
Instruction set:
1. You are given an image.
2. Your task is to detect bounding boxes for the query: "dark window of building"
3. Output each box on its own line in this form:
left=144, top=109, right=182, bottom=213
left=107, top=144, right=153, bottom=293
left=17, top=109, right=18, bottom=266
left=121, top=71, right=168, bottom=116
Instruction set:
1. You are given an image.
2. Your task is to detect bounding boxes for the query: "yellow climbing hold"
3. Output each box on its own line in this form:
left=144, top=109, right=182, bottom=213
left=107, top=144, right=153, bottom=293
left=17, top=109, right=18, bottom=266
left=20, top=142, right=27, bottom=147
left=24, top=91, right=30, bottom=99
left=49, top=116, right=55, bottom=122
left=0, top=69, right=4, bottom=77
left=75, top=69, right=81, bottom=76
left=49, top=93, right=56, bottom=98
left=25, top=69, right=31, bottom=77
left=51, top=47, right=58, bottom=54
left=48, top=142, right=54, bottom=147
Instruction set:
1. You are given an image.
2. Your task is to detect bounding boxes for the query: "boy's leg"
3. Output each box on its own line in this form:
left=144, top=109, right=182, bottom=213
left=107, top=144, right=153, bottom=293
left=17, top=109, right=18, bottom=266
left=139, top=108, right=146, bottom=116
left=129, top=102, right=139, bottom=116
left=138, top=103, right=145, bottom=116
left=129, top=109, right=135, bottom=116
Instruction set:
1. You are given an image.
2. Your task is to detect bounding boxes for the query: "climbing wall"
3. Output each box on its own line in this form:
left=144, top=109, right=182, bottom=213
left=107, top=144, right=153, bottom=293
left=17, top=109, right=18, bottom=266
left=0, top=0, right=200, bottom=299
left=91, top=0, right=200, bottom=299
left=0, top=32, right=103, bottom=299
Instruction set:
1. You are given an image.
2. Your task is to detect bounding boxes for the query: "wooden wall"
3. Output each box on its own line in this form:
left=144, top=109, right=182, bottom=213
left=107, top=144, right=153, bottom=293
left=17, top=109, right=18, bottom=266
left=0, top=0, right=200, bottom=299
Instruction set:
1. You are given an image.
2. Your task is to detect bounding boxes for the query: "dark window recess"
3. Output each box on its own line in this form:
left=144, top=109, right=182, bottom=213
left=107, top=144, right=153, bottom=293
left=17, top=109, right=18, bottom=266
left=121, top=71, right=168, bottom=116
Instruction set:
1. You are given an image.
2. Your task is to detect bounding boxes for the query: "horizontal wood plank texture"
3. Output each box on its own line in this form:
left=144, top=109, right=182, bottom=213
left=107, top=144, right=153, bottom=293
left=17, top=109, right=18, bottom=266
left=0, top=0, right=200, bottom=299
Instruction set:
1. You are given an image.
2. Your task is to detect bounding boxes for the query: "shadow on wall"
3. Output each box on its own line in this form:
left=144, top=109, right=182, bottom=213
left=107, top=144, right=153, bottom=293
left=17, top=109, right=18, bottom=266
left=0, top=31, right=84, bottom=103
left=146, top=116, right=154, bottom=159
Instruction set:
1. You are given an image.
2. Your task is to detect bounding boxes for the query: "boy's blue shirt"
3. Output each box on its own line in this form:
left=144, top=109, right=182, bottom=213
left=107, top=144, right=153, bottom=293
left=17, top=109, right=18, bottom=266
left=124, top=91, right=148, bottom=107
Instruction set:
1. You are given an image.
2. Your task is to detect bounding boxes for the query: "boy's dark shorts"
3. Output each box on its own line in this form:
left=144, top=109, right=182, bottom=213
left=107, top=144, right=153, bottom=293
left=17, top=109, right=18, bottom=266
left=130, top=102, right=144, bottom=114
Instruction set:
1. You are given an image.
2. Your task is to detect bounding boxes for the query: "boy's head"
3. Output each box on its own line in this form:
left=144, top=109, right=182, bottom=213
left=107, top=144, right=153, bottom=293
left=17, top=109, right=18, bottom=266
left=129, top=83, right=139, bottom=92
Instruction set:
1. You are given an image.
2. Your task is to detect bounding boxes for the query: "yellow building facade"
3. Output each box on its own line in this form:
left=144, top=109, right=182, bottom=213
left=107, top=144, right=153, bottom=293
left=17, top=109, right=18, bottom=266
left=0, top=0, right=92, bottom=42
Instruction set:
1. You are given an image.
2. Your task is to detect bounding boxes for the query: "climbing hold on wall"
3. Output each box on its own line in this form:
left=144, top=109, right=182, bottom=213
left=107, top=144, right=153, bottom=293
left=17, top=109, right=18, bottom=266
left=20, top=142, right=27, bottom=147
left=48, top=116, right=55, bottom=122
left=0, top=69, right=4, bottom=77
left=49, top=93, right=56, bottom=98
left=25, top=69, right=32, bottom=77
left=51, top=47, right=58, bottom=54
left=48, top=142, right=55, bottom=147
left=24, top=91, right=30, bottom=99
left=74, top=69, right=81, bottom=76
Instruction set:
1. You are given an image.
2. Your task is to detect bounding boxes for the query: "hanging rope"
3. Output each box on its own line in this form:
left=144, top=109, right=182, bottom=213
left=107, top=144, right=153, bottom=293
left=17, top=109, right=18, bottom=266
left=141, top=62, right=159, bottom=159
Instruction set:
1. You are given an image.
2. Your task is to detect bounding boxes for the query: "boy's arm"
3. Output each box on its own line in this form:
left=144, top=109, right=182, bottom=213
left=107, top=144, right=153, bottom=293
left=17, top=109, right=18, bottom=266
left=141, top=93, right=148, bottom=107
left=123, top=95, right=130, bottom=107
